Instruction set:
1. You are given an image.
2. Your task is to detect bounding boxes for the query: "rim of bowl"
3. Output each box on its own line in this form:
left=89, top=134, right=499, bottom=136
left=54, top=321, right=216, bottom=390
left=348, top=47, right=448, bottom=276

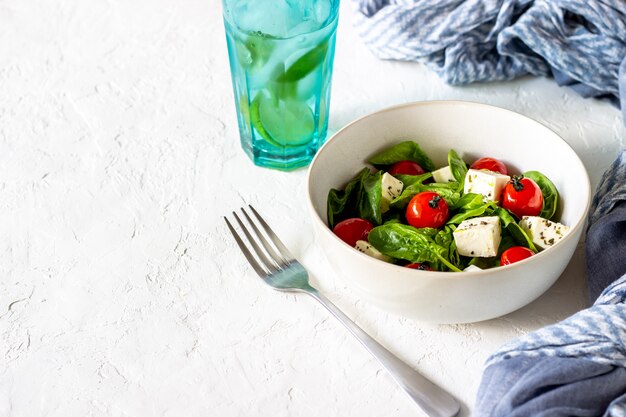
left=306, top=100, right=592, bottom=278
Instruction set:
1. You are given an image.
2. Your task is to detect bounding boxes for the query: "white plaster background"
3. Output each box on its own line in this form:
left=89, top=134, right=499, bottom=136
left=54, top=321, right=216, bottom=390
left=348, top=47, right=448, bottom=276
left=0, top=0, right=624, bottom=416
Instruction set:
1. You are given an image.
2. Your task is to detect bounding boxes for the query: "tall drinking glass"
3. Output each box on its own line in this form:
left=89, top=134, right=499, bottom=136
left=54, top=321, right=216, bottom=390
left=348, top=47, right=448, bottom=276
left=222, top=0, right=339, bottom=171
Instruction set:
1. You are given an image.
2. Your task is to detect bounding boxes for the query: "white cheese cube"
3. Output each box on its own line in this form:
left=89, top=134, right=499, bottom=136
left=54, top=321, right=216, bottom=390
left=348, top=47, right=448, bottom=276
left=463, top=265, right=483, bottom=272
left=453, top=216, right=502, bottom=257
left=463, top=169, right=510, bottom=202
left=520, top=216, right=570, bottom=250
left=432, top=165, right=455, bottom=183
left=355, top=240, right=391, bottom=262
left=381, top=172, right=404, bottom=213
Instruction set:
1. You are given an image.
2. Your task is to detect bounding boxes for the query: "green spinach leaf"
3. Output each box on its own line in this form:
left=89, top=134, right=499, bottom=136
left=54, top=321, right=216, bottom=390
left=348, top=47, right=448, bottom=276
left=494, top=208, right=538, bottom=252
left=435, top=225, right=460, bottom=269
left=369, top=141, right=435, bottom=172
left=327, top=168, right=370, bottom=229
left=390, top=182, right=461, bottom=210
left=368, top=223, right=461, bottom=271
left=359, top=170, right=383, bottom=225
left=524, top=170, right=559, bottom=220
left=497, top=231, right=517, bottom=256
left=447, top=199, right=498, bottom=225
left=450, top=193, right=484, bottom=211
left=448, top=149, right=467, bottom=184
left=467, top=256, right=498, bottom=269
left=395, top=173, right=432, bottom=187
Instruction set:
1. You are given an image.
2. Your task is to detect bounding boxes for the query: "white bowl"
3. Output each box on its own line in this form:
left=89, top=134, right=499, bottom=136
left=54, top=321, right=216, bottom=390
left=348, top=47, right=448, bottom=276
left=306, top=101, right=591, bottom=323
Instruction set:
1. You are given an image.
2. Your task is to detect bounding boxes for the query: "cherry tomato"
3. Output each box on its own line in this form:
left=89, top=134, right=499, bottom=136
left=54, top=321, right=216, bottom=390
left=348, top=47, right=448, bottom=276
left=388, top=160, right=426, bottom=176
left=405, top=263, right=433, bottom=271
left=500, top=246, right=535, bottom=266
left=406, top=191, right=449, bottom=229
left=332, top=218, right=374, bottom=247
left=470, top=157, right=508, bottom=175
left=502, top=175, right=544, bottom=218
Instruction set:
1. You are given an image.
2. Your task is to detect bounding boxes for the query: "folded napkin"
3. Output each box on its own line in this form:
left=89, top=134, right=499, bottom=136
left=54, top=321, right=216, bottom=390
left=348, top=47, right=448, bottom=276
left=355, top=0, right=626, bottom=123
left=475, top=150, right=626, bottom=417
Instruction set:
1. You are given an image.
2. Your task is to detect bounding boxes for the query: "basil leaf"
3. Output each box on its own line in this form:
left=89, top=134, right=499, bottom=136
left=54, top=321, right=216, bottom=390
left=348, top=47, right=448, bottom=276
left=368, top=223, right=461, bottom=272
left=369, top=141, right=435, bottom=172
left=524, top=170, right=559, bottom=220
left=327, top=168, right=370, bottom=229
left=276, top=40, right=328, bottom=83
left=359, top=170, right=383, bottom=225
left=494, top=208, right=538, bottom=252
left=448, top=149, right=467, bottom=183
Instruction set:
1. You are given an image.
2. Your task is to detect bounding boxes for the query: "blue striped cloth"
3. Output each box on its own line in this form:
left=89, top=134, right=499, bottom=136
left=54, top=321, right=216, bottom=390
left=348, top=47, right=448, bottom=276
left=354, top=0, right=626, bottom=123
left=475, top=150, right=626, bottom=416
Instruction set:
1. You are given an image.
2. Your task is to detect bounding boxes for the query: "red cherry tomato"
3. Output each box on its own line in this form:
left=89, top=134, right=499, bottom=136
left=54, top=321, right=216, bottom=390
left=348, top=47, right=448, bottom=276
left=405, top=263, right=433, bottom=271
left=388, top=160, right=426, bottom=176
left=332, top=218, right=374, bottom=247
left=500, top=246, right=535, bottom=266
left=406, top=191, right=449, bottom=229
left=470, top=157, right=508, bottom=175
left=502, top=175, right=544, bottom=218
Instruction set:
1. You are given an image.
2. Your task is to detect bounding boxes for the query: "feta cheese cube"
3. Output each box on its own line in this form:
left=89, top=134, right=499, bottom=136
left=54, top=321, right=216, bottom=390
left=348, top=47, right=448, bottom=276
left=463, top=169, right=510, bottom=202
left=355, top=240, right=391, bottom=262
left=432, top=165, right=455, bottom=183
left=463, top=265, right=483, bottom=272
left=520, top=216, right=570, bottom=250
left=453, top=216, right=502, bottom=257
left=381, top=172, right=404, bottom=213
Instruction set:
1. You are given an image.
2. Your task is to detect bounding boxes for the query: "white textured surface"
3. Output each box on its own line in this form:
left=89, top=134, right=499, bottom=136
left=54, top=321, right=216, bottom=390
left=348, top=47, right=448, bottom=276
left=0, top=0, right=624, bottom=416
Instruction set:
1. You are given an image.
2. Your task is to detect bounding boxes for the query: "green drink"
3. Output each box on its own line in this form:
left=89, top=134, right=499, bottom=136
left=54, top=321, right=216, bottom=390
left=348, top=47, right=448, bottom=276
left=223, top=0, right=339, bottom=171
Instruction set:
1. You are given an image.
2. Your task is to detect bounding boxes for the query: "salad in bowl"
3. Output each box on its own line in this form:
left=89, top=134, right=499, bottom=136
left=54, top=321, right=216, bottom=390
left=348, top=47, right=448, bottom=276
left=328, top=141, right=570, bottom=272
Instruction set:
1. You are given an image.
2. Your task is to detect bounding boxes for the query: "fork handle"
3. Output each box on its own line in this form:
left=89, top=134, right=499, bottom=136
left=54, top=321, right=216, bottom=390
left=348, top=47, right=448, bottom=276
left=305, top=287, right=460, bottom=417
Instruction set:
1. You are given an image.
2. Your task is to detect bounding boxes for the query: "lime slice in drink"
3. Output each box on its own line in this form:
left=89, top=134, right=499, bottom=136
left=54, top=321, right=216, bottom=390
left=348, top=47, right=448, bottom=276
left=250, top=93, right=282, bottom=148
left=251, top=91, right=315, bottom=147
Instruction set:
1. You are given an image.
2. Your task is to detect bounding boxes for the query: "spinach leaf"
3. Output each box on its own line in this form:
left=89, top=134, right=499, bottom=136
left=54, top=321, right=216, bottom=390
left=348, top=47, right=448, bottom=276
left=389, top=183, right=422, bottom=210
left=450, top=193, right=484, bottom=211
left=395, top=173, right=432, bottom=187
left=467, top=256, right=498, bottom=269
left=447, top=199, right=498, bottom=225
left=369, top=141, right=435, bottom=172
left=435, top=225, right=460, bottom=269
left=359, top=170, right=383, bottom=225
left=382, top=209, right=403, bottom=224
left=327, top=168, right=370, bottom=229
left=448, top=149, right=467, bottom=183
left=390, top=181, right=461, bottom=210
left=494, top=208, right=538, bottom=252
left=368, top=223, right=461, bottom=272
left=497, top=231, right=517, bottom=256
left=524, top=170, right=559, bottom=220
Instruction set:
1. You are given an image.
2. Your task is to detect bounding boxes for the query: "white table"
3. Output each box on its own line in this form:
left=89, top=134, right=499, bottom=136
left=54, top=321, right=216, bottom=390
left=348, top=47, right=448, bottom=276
left=1, top=0, right=624, bottom=416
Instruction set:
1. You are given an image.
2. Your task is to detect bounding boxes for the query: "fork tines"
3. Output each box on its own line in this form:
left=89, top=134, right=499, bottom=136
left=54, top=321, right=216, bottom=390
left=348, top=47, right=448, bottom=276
left=224, top=205, right=293, bottom=277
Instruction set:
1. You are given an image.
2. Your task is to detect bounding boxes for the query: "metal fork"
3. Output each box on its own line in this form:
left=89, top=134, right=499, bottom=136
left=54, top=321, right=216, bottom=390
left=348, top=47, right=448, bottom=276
left=224, top=205, right=460, bottom=417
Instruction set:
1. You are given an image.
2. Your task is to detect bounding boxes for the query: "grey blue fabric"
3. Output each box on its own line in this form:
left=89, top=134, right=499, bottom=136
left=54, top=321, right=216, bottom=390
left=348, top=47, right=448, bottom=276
left=587, top=150, right=626, bottom=302
left=354, top=0, right=626, bottom=123
left=475, top=150, right=626, bottom=417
